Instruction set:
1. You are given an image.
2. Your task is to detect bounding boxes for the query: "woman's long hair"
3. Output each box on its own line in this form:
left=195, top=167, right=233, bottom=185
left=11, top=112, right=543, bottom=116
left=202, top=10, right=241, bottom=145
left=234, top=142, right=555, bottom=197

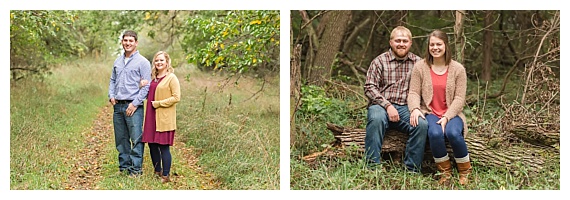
left=424, top=30, right=452, bottom=67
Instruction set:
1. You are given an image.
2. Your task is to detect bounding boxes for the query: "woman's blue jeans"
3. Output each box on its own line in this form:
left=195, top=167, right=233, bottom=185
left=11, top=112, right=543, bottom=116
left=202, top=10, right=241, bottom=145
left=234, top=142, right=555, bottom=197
left=425, top=114, right=468, bottom=159
left=365, top=104, right=428, bottom=172
left=113, top=103, right=145, bottom=175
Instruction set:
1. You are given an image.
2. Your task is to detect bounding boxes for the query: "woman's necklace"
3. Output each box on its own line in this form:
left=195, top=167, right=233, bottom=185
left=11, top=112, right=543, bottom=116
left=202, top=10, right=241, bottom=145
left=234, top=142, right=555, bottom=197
left=155, top=72, right=168, bottom=82
left=432, top=65, right=447, bottom=73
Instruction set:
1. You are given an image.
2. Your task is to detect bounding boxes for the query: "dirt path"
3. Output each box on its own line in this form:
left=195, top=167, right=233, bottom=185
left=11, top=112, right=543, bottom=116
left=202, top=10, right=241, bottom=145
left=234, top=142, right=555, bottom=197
left=64, top=104, right=112, bottom=190
left=64, top=104, right=219, bottom=189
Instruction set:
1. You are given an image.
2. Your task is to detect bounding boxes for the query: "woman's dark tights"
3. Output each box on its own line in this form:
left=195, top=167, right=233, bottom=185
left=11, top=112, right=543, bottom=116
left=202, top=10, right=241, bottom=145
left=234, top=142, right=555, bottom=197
left=148, top=143, right=171, bottom=176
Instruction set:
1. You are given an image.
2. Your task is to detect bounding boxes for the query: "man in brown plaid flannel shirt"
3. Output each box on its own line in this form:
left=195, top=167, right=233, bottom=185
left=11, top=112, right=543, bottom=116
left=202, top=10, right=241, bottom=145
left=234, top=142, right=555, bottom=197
left=364, top=26, right=428, bottom=173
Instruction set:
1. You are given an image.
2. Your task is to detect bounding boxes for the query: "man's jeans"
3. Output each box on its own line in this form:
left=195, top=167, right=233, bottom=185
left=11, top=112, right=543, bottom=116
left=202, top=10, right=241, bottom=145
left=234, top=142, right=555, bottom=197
left=425, top=114, right=467, bottom=159
left=365, top=104, right=428, bottom=172
left=113, top=102, right=144, bottom=174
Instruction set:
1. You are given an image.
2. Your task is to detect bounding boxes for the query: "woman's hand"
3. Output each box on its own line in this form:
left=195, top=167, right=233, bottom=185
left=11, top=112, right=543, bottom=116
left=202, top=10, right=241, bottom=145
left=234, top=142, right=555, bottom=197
left=140, top=79, right=149, bottom=88
left=410, top=109, right=425, bottom=127
left=436, top=116, right=448, bottom=133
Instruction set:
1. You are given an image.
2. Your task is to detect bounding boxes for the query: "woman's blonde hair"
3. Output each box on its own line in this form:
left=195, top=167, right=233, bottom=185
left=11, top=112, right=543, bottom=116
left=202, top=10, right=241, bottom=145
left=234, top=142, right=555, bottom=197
left=151, top=51, right=174, bottom=80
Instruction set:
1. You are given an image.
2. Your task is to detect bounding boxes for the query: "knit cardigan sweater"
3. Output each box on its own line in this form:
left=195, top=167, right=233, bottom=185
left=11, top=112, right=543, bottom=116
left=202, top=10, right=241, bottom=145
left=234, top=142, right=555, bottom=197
left=407, top=59, right=468, bottom=136
left=151, top=73, right=181, bottom=132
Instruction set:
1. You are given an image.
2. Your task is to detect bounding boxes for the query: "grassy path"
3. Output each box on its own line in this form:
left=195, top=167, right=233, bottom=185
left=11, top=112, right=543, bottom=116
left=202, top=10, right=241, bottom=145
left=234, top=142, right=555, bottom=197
left=63, top=104, right=112, bottom=189
left=63, top=103, right=220, bottom=190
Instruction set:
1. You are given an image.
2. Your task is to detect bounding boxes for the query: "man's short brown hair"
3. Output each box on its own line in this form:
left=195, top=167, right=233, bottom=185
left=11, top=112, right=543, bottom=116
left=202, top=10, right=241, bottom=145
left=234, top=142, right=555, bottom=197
left=122, top=30, right=138, bottom=41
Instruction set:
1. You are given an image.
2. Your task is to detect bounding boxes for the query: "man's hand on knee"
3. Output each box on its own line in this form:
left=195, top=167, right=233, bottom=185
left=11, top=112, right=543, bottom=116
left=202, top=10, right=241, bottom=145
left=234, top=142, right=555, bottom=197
left=386, top=105, right=400, bottom=122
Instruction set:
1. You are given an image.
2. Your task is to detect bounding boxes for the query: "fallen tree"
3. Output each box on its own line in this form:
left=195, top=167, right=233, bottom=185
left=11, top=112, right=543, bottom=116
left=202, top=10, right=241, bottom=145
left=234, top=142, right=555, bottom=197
left=302, top=122, right=559, bottom=173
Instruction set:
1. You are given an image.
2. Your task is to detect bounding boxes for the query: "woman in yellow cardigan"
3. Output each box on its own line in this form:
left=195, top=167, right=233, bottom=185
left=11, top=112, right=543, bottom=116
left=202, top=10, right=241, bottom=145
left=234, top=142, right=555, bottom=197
left=142, top=51, right=181, bottom=183
left=407, top=30, right=472, bottom=185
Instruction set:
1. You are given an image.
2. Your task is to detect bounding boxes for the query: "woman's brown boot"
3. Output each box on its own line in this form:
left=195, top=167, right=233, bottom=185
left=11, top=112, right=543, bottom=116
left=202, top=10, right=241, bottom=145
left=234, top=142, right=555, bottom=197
left=457, top=161, right=472, bottom=185
left=161, top=175, right=170, bottom=183
left=435, top=159, right=452, bottom=185
left=154, top=171, right=162, bottom=178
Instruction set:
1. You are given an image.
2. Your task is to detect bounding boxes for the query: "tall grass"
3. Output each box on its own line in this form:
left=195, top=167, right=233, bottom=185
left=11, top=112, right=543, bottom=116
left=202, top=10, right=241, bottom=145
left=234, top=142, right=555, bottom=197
left=176, top=66, right=280, bottom=190
left=10, top=57, right=111, bottom=189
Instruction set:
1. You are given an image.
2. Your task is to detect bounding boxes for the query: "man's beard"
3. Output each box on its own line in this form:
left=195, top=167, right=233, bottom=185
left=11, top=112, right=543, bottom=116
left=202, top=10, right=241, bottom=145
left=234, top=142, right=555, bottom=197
left=393, top=48, right=409, bottom=58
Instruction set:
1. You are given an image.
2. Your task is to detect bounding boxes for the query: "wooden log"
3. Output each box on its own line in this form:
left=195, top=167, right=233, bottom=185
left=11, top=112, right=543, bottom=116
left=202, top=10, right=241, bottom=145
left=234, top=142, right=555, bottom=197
left=509, top=122, right=559, bottom=146
left=323, top=123, right=557, bottom=172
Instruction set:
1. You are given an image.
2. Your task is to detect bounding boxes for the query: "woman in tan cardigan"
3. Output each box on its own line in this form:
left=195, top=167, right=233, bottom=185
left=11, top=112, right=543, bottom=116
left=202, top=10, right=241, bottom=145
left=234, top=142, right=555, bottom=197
left=407, top=30, right=472, bottom=185
left=141, top=51, right=181, bottom=183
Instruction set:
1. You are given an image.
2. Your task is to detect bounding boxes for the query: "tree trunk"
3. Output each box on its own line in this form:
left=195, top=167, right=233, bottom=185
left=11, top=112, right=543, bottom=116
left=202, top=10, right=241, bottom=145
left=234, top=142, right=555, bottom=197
left=309, top=10, right=352, bottom=86
left=482, top=10, right=494, bottom=82
left=290, top=44, right=302, bottom=146
left=454, top=10, right=466, bottom=63
left=314, top=123, right=558, bottom=173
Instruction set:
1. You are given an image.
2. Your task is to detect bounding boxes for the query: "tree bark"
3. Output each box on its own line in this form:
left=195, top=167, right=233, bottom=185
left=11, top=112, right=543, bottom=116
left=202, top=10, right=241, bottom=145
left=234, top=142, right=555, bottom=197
left=454, top=10, right=466, bottom=64
left=309, top=10, right=352, bottom=86
left=290, top=44, right=302, bottom=146
left=509, top=122, right=560, bottom=146
left=482, top=10, right=494, bottom=82
left=318, top=123, right=557, bottom=173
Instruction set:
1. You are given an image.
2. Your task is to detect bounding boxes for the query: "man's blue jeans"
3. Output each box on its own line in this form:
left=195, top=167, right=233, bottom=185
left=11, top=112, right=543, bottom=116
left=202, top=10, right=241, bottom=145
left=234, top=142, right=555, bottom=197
left=113, top=102, right=144, bottom=174
left=425, top=114, right=468, bottom=159
left=365, top=104, right=428, bottom=172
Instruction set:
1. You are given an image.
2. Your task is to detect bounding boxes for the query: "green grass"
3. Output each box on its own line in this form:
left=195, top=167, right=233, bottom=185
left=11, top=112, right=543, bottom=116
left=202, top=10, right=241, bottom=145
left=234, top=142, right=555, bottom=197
left=290, top=149, right=560, bottom=190
left=10, top=57, right=280, bottom=190
left=10, top=57, right=110, bottom=189
left=176, top=66, right=280, bottom=190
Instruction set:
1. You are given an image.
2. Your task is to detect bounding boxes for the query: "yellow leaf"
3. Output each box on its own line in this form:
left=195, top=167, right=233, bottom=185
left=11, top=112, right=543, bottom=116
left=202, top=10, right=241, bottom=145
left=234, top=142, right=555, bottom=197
left=10, top=12, right=14, bottom=19
left=270, top=38, right=274, bottom=42
left=220, top=43, right=225, bottom=49
left=250, top=20, right=261, bottom=25
left=144, top=12, right=151, bottom=20
left=222, top=31, right=228, bottom=37
left=253, top=58, right=257, bottom=63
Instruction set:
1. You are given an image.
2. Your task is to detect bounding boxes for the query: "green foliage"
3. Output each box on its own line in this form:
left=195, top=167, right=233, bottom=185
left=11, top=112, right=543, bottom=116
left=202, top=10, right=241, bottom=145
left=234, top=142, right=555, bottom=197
left=183, top=10, right=280, bottom=73
left=298, top=85, right=349, bottom=125
left=10, top=10, right=149, bottom=80
left=11, top=10, right=281, bottom=81
left=72, top=10, right=147, bottom=55
left=299, top=85, right=332, bottom=115
left=10, top=10, right=82, bottom=79
left=293, top=85, right=359, bottom=154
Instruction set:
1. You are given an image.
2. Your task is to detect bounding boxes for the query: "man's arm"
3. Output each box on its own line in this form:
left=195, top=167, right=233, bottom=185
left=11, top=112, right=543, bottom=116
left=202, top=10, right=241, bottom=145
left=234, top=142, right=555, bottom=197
left=108, top=63, right=117, bottom=105
left=364, top=60, right=391, bottom=109
left=132, top=60, right=152, bottom=107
